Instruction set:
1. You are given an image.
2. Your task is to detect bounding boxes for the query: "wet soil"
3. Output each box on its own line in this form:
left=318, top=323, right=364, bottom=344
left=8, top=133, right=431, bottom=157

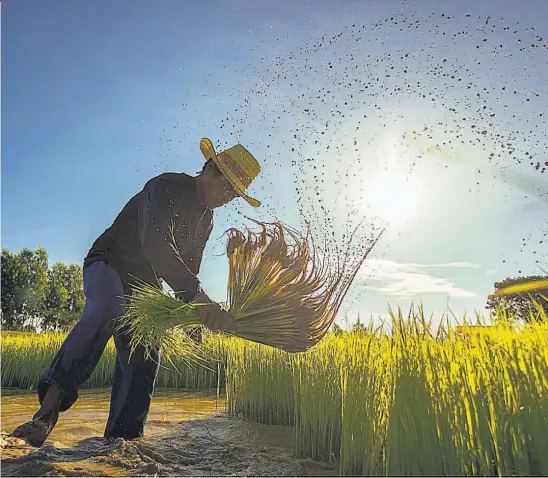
left=1, top=388, right=338, bottom=476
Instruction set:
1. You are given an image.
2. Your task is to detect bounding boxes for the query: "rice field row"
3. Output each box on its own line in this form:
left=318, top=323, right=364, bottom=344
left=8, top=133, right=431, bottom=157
left=1, top=331, right=228, bottom=390
left=225, top=313, right=548, bottom=476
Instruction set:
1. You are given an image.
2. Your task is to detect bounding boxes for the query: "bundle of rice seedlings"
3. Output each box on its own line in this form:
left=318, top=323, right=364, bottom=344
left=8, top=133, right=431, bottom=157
left=117, top=280, right=205, bottom=364
left=118, top=217, right=383, bottom=358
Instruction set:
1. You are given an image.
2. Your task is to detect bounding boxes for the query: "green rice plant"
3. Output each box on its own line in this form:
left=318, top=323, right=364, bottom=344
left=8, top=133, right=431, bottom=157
left=224, top=305, right=548, bottom=476
left=386, top=315, right=446, bottom=476
left=293, top=336, right=344, bottom=463
left=225, top=336, right=295, bottom=425
left=339, top=332, right=393, bottom=475
left=116, top=279, right=206, bottom=368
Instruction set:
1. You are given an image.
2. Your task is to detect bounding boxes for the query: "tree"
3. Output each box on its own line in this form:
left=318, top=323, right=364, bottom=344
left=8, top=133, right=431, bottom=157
left=42, top=263, right=84, bottom=331
left=351, top=312, right=368, bottom=334
left=1, top=248, right=84, bottom=331
left=486, top=275, right=548, bottom=323
left=1, top=247, right=49, bottom=330
left=1, top=249, right=19, bottom=327
left=42, top=263, right=70, bottom=330
left=330, top=323, right=344, bottom=335
left=64, top=264, right=85, bottom=328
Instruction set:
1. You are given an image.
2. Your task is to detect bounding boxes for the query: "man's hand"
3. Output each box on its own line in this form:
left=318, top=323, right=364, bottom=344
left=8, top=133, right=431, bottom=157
left=193, top=291, right=237, bottom=333
left=196, top=304, right=237, bottom=333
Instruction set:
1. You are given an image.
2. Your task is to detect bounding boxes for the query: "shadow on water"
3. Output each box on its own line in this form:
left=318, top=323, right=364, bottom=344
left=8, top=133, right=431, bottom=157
left=1, top=389, right=338, bottom=476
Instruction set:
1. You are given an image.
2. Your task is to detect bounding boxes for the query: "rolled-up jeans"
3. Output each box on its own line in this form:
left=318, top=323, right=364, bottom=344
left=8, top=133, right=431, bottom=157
left=37, top=261, right=161, bottom=439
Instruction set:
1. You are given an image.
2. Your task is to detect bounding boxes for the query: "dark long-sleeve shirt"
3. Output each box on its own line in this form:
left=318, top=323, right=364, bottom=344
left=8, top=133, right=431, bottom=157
left=84, top=173, right=214, bottom=300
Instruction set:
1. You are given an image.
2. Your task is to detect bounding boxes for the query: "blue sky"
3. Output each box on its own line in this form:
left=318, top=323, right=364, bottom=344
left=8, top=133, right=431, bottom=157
left=2, top=0, right=547, bottom=327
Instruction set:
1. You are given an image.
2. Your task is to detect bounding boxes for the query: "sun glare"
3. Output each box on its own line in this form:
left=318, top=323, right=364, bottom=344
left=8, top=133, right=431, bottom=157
left=362, top=170, right=425, bottom=225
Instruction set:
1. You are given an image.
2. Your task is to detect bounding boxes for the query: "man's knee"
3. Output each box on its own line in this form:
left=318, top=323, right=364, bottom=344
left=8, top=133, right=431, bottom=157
left=81, top=296, right=126, bottom=328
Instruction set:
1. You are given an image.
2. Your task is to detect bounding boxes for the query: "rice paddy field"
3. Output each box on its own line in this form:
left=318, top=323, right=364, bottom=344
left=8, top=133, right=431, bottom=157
left=2, top=309, right=548, bottom=477
left=1, top=331, right=228, bottom=391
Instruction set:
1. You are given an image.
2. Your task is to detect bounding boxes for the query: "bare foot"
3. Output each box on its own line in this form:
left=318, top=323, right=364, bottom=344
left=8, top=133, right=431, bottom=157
left=12, top=409, right=58, bottom=447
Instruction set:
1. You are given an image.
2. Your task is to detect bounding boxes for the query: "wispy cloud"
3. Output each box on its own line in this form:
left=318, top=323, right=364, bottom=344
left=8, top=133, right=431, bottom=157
left=358, top=259, right=479, bottom=298
left=485, top=268, right=499, bottom=276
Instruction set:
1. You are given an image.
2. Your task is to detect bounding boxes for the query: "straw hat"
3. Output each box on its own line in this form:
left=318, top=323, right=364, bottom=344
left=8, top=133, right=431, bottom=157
left=199, top=138, right=261, bottom=207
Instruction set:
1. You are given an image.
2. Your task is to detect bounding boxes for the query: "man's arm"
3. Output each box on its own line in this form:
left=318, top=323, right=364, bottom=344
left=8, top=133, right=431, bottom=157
left=138, top=176, right=204, bottom=302
left=180, top=230, right=236, bottom=332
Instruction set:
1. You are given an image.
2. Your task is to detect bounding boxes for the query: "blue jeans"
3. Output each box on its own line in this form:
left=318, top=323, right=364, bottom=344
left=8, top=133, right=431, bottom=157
left=37, top=261, right=161, bottom=439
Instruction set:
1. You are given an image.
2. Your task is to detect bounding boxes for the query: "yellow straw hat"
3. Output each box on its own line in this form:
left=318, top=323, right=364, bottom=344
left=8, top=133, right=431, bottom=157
left=199, top=138, right=261, bottom=207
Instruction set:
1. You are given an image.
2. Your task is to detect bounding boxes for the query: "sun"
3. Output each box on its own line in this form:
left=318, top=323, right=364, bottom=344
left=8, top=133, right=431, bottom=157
left=361, top=169, right=425, bottom=225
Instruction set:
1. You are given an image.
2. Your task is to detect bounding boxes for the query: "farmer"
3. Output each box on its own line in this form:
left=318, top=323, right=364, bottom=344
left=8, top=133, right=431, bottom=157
left=13, top=138, right=261, bottom=447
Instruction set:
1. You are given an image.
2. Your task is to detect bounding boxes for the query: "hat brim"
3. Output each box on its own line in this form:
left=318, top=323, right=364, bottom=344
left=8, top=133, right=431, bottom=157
left=200, top=139, right=261, bottom=208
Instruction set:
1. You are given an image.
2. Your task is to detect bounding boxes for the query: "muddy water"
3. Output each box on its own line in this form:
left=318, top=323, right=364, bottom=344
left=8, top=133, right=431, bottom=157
left=1, top=388, right=337, bottom=476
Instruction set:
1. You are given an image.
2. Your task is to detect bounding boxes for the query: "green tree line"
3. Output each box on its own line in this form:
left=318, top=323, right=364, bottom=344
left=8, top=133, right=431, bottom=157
left=1, top=247, right=85, bottom=331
